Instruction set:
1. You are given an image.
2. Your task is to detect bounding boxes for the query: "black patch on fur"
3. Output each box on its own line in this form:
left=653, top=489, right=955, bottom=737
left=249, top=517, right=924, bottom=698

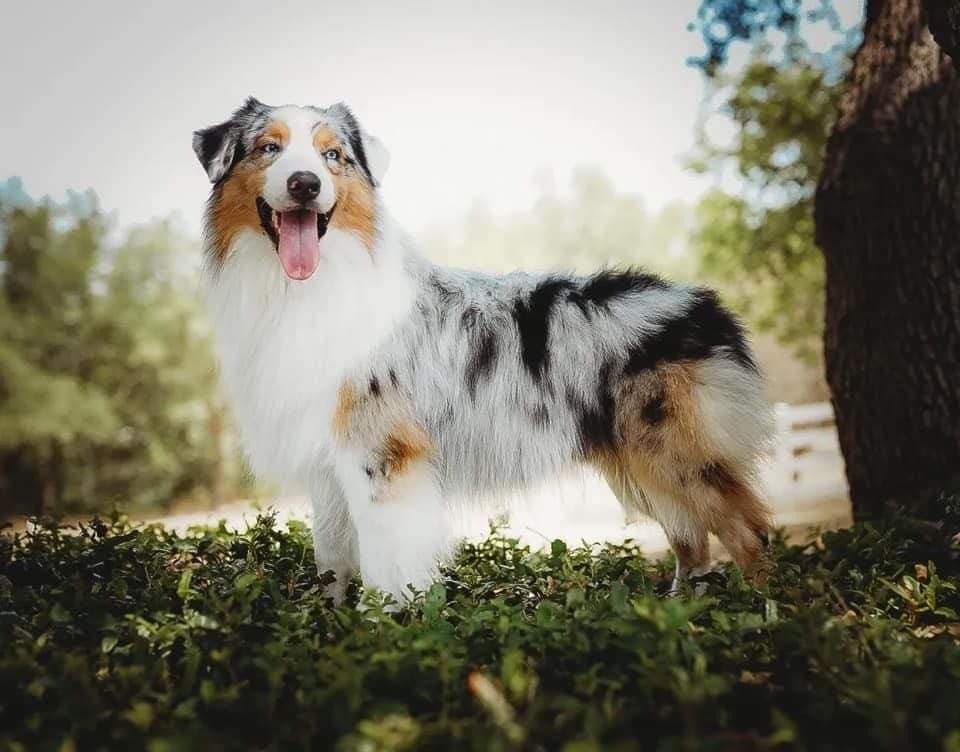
left=255, top=197, right=279, bottom=248
left=429, top=275, right=461, bottom=328
left=317, top=203, right=335, bottom=239
left=389, top=369, right=399, bottom=389
left=369, top=376, right=381, bottom=398
left=641, top=389, right=667, bottom=425
left=700, top=461, right=740, bottom=494
left=513, top=278, right=575, bottom=382
left=530, top=403, right=550, bottom=428
left=329, top=102, right=374, bottom=185
left=349, top=131, right=371, bottom=182
left=196, top=121, right=234, bottom=174
left=193, top=97, right=267, bottom=182
left=460, top=306, right=479, bottom=329
left=579, top=269, right=668, bottom=306
left=430, top=276, right=458, bottom=302
left=569, top=361, right=617, bottom=455
left=465, top=321, right=499, bottom=399
left=624, top=288, right=757, bottom=374
left=195, top=122, right=248, bottom=183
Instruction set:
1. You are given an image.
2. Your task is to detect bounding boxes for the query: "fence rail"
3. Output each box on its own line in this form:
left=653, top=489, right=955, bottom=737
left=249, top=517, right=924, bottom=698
left=774, top=401, right=839, bottom=482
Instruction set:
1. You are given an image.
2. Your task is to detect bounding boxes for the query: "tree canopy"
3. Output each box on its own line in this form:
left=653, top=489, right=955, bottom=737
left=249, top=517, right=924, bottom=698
left=687, top=0, right=858, bottom=359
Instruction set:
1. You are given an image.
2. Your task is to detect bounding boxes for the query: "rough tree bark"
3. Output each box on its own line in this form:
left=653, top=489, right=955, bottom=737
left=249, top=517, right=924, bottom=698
left=815, top=0, right=960, bottom=517
left=924, top=0, right=960, bottom=71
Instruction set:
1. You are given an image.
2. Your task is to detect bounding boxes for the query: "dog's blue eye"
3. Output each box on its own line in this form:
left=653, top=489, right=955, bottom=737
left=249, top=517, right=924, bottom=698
left=262, top=143, right=281, bottom=155
left=324, top=149, right=340, bottom=161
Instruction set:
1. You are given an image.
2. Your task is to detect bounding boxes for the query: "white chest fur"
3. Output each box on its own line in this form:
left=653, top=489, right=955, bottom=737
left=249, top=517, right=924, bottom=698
left=203, top=226, right=414, bottom=488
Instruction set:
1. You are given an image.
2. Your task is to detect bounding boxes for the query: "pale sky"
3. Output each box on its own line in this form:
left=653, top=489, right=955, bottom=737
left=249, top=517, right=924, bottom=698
left=1, top=1, right=740, bottom=233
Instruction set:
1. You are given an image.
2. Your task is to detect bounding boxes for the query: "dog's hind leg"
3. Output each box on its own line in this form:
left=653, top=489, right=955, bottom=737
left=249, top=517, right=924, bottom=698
left=598, top=358, right=773, bottom=590
left=601, top=461, right=711, bottom=592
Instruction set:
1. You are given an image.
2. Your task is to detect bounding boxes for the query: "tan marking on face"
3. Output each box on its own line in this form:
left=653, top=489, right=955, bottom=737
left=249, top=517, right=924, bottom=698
left=208, top=161, right=268, bottom=262
left=207, top=121, right=294, bottom=263
left=256, top=120, right=290, bottom=149
left=314, top=127, right=378, bottom=250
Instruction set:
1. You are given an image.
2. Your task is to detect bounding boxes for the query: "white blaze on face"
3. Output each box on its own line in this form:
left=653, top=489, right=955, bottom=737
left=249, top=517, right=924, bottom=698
left=262, top=107, right=338, bottom=281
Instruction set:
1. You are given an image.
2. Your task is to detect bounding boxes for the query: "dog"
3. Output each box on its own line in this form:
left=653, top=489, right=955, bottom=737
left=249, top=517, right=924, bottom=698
left=192, top=98, right=774, bottom=604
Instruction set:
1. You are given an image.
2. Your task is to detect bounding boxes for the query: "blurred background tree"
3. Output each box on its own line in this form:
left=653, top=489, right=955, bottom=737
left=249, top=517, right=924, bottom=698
left=689, top=50, right=843, bottom=361
left=0, top=2, right=869, bottom=520
left=421, top=167, right=695, bottom=279
left=687, top=1, right=856, bottom=362
left=0, top=179, right=248, bottom=519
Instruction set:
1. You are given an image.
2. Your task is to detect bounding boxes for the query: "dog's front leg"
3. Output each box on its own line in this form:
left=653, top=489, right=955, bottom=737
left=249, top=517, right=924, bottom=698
left=334, top=452, right=451, bottom=608
left=309, top=468, right=359, bottom=605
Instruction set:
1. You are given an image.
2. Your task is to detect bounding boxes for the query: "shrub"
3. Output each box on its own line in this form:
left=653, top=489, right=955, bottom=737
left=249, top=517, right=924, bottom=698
left=1, top=492, right=959, bottom=751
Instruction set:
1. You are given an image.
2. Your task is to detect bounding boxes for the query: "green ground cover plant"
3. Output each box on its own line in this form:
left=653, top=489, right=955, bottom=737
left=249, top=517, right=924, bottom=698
left=2, top=488, right=959, bottom=751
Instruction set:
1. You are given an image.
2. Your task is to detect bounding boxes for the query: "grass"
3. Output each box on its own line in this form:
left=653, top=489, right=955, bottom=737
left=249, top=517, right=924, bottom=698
left=2, top=488, right=960, bottom=751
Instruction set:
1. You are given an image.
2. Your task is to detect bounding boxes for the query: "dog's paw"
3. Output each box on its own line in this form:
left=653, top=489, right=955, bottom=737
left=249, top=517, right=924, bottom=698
left=661, top=568, right=727, bottom=597
left=317, top=567, right=352, bottom=606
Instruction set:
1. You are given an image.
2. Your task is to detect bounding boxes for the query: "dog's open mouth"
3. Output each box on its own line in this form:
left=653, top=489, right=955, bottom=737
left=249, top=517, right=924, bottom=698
left=256, top=197, right=335, bottom=281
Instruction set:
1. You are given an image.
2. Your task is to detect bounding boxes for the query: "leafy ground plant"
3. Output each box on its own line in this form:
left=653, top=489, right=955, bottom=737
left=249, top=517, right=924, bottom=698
left=2, top=489, right=960, bottom=751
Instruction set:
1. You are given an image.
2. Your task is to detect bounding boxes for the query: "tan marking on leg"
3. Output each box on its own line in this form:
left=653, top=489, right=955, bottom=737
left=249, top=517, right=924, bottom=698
left=707, top=467, right=771, bottom=572
left=331, top=379, right=435, bottom=502
left=602, top=360, right=772, bottom=575
left=381, top=422, right=433, bottom=478
left=669, top=531, right=710, bottom=578
left=333, top=382, right=362, bottom=437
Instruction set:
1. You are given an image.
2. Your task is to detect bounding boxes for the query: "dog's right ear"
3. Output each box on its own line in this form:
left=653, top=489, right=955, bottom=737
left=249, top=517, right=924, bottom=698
left=193, top=119, right=242, bottom=183
left=193, top=97, right=267, bottom=183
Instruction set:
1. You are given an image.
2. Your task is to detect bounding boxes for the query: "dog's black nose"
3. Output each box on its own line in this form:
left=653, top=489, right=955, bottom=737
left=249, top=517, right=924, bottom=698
left=287, top=171, right=321, bottom=202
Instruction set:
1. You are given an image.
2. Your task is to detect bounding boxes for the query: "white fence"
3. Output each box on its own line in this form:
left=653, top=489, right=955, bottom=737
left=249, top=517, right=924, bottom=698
left=774, top=401, right=839, bottom=482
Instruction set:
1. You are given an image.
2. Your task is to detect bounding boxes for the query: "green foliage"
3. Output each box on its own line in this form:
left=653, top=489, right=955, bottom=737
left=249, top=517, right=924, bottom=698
left=0, top=179, right=244, bottom=516
left=689, top=0, right=854, bottom=76
left=3, top=489, right=960, bottom=751
left=689, top=51, right=843, bottom=360
left=687, top=1, right=860, bottom=359
left=421, top=169, right=695, bottom=280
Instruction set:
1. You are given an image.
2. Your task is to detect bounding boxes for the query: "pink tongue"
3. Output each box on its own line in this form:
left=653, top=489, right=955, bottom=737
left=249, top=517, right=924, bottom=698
left=277, top=210, right=320, bottom=280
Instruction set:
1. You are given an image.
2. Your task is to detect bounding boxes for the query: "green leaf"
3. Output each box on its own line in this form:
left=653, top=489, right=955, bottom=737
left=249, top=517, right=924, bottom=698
left=123, top=702, right=155, bottom=730
left=49, top=603, right=72, bottom=624
left=177, top=569, right=193, bottom=600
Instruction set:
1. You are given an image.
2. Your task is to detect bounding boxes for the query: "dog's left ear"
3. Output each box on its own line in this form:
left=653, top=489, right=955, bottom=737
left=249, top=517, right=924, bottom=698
left=361, top=133, right=390, bottom=187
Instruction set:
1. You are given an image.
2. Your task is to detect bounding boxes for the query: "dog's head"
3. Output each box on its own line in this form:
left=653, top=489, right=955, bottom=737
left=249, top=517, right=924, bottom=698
left=193, top=98, right=389, bottom=280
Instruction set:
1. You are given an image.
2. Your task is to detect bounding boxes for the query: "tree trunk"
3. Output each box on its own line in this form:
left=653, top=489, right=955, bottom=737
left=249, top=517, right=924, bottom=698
left=815, top=0, right=960, bottom=517
left=924, top=0, right=960, bottom=71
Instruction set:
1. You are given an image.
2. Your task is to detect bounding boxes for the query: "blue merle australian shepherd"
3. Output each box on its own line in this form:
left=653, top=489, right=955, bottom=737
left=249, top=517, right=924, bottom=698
left=193, top=98, right=774, bottom=605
